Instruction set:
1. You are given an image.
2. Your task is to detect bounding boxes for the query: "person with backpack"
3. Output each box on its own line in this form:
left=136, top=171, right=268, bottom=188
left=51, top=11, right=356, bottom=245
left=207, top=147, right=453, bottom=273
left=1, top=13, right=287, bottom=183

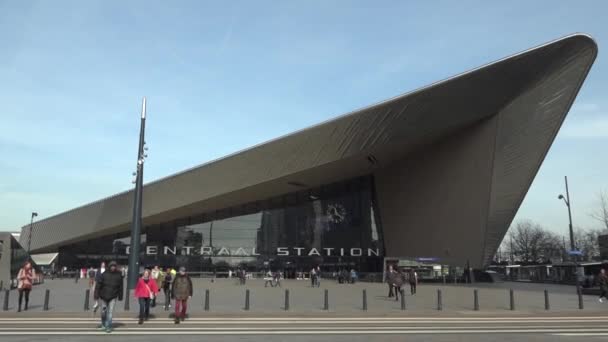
left=93, top=261, right=123, bottom=333
left=171, top=267, right=193, bottom=324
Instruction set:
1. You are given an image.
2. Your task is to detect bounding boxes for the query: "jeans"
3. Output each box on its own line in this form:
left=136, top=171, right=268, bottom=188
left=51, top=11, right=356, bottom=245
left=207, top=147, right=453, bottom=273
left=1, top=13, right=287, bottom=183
left=18, top=289, right=31, bottom=310
left=100, top=298, right=117, bottom=329
left=138, top=298, right=151, bottom=320
left=175, top=299, right=188, bottom=318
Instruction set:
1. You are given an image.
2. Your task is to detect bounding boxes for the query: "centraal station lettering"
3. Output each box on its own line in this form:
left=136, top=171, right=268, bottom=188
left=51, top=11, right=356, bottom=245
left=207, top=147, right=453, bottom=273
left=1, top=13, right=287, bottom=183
left=125, top=246, right=381, bottom=257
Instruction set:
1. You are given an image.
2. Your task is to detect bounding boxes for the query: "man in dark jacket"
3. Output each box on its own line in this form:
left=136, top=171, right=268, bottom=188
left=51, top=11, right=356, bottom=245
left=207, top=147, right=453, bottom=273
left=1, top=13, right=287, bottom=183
left=94, top=261, right=123, bottom=333
left=171, top=266, right=193, bottom=324
left=599, top=268, right=608, bottom=303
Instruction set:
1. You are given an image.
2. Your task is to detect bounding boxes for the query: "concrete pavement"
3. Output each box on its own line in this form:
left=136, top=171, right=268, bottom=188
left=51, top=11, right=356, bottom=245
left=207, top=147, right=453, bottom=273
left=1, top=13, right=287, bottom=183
left=1, top=278, right=605, bottom=314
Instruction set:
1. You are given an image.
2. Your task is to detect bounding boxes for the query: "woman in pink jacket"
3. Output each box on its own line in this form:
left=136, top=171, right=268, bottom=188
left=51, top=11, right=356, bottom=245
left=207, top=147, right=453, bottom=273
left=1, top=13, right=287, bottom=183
left=134, top=267, right=159, bottom=324
left=17, top=261, right=36, bottom=312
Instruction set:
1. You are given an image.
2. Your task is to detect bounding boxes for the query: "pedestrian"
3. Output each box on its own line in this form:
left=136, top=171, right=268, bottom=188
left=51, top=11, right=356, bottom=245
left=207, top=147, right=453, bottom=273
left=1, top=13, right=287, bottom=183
left=171, top=266, right=193, bottom=324
left=134, top=267, right=160, bottom=324
left=94, top=261, right=123, bottom=333
left=310, top=267, right=317, bottom=287
left=162, top=267, right=173, bottom=310
left=350, top=269, right=358, bottom=284
left=386, top=266, right=395, bottom=298
left=273, top=271, right=282, bottom=288
left=151, top=266, right=161, bottom=307
left=92, top=262, right=106, bottom=313
left=393, top=269, right=405, bottom=302
left=264, top=270, right=274, bottom=287
left=88, top=267, right=96, bottom=287
left=408, top=268, right=418, bottom=295
left=17, top=261, right=36, bottom=312
left=599, top=269, right=608, bottom=303
left=316, top=266, right=321, bottom=287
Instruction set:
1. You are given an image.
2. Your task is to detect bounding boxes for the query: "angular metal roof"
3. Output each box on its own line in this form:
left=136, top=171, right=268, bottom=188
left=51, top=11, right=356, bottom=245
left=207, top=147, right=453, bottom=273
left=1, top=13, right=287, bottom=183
left=22, top=34, right=597, bottom=263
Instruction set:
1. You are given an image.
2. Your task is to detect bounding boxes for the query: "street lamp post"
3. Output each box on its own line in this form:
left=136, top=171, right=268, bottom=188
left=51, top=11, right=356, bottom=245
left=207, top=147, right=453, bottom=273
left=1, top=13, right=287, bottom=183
left=558, top=175, right=582, bottom=307
left=127, top=97, right=148, bottom=290
left=27, top=212, right=38, bottom=253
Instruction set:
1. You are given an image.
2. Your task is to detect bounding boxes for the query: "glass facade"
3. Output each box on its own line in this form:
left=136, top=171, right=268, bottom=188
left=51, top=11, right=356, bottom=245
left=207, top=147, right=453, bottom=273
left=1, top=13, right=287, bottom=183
left=58, top=176, right=384, bottom=278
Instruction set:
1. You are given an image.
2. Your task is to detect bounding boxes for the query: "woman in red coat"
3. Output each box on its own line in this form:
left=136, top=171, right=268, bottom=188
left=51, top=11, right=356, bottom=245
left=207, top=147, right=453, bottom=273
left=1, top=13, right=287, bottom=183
left=134, top=267, right=159, bottom=324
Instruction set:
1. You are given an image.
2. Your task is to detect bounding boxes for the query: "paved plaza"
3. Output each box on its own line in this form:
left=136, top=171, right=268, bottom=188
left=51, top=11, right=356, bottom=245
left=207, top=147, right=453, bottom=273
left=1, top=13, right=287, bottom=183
left=1, top=278, right=606, bottom=315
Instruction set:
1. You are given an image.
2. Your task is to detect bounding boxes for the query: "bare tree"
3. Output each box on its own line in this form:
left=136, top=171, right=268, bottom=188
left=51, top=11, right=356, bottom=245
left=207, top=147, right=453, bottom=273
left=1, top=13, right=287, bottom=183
left=574, top=227, right=602, bottom=261
left=590, top=189, right=608, bottom=231
left=502, top=220, right=566, bottom=264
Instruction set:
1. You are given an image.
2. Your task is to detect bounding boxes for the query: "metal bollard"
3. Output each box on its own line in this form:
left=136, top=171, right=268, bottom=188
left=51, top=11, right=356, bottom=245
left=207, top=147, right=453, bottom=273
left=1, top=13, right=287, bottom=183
left=401, top=290, right=406, bottom=310
left=284, top=289, right=290, bottom=311
left=362, top=289, right=367, bottom=311
left=509, top=289, right=515, bottom=310
left=84, top=289, right=90, bottom=311
left=474, top=289, right=479, bottom=311
left=578, top=288, right=584, bottom=310
left=544, top=289, right=550, bottom=310
left=437, top=289, right=443, bottom=310
left=124, top=289, right=130, bottom=311
left=44, top=289, right=50, bottom=311
left=324, top=289, right=329, bottom=310
left=2, top=290, right=8, bottom=311
left=244, top=289, right=250, bottom=311
left=204, top=289, right=210, bottom=311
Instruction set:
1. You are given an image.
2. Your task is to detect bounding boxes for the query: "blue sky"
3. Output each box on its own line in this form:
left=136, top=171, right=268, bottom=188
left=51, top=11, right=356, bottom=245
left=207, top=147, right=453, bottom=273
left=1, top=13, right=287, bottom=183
left=0, top=1, right=606, bottom=237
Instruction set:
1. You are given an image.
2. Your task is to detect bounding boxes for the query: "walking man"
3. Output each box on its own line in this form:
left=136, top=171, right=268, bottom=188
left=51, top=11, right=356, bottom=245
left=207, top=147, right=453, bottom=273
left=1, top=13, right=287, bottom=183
left=599, top=268, right=608, bottom=302
left=171, top=267, right=193, bottom=324
left=387, top=266, right=395, bottom=298
left=408, top=268, right=418, bottom=295
left=94, top=261, right=123, bottom=333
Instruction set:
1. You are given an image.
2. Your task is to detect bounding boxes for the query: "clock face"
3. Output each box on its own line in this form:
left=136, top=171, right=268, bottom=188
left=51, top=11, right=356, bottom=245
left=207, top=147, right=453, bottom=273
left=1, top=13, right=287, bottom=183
left=327, top=203, right=347, bottom=223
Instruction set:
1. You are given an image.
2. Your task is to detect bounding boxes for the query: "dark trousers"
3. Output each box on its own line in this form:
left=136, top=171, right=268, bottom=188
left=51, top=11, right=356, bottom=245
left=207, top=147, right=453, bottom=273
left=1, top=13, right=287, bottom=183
left=388, top=284, right=394, bottom=297
left=410, top=282, right=417, bottom=294
left=163, top=287, right=171, bottom=309
left=138, top=298, right=151, bottom=320
left=394, top=287, right=402, bottom=301
left=18, top=289, right=31, bottom=310
left=600, top=289, right=607, bottom=299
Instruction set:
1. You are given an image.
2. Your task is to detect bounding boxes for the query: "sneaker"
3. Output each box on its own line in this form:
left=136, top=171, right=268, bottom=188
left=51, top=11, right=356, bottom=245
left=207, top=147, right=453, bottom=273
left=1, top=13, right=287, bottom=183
left=174, top=318, right=180, bottom=324
left=105, top=326, right=112, bottom=333
left=138, top=319, right=143, bottom=325
left=97, top=324, right=105, bottom=330
left=600, top=298, right=604, bottom=303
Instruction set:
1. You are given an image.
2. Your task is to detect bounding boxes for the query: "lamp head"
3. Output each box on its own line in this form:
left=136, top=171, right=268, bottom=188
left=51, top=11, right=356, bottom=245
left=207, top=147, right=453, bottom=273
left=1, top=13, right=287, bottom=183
left=32, top=212, right=38, bottom=217
left=558, top=194, right=564, bottom=200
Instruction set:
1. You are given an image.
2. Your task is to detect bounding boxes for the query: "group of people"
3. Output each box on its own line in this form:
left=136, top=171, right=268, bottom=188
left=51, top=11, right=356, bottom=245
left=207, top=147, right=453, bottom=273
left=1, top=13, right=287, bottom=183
left=310, top=266, right=322, bottom=287
left=336, top=269, right=358, bottom=284
left=386, top=266, right=418, bottom=301
left=263, top=270, right=283, bottom=287
left=91, top=261, right=193, bottom=333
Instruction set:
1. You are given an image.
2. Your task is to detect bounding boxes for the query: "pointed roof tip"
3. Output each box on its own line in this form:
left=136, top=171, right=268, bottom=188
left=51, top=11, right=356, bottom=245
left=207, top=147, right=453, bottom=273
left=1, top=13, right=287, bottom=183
left=560, top=32, right=598, bottom=53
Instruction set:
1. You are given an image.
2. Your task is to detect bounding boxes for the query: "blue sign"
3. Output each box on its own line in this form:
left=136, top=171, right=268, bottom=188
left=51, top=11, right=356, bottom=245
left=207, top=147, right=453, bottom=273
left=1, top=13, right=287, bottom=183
left=568, top=250, right=583, bottom=256
left=416, top=257, right=440, bottom=262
